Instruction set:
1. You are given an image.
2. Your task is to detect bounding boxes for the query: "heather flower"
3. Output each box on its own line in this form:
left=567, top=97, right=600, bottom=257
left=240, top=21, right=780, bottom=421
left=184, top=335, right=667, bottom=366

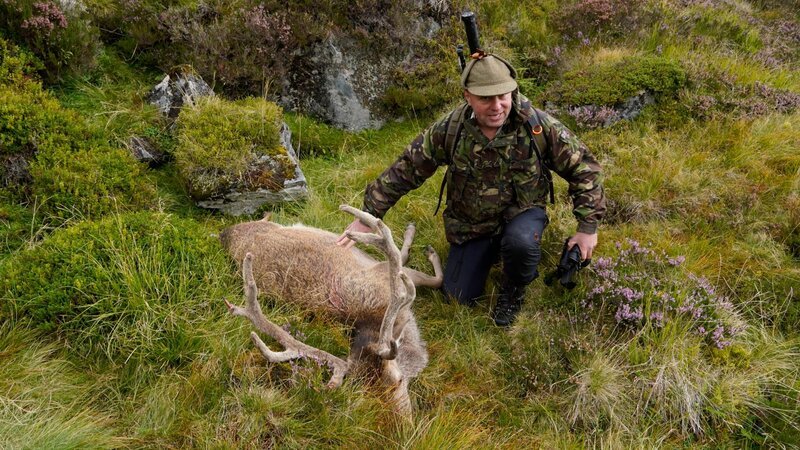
left=586, top=240, right=742, bottom=348
left=667, top=255, right=685, bottom=266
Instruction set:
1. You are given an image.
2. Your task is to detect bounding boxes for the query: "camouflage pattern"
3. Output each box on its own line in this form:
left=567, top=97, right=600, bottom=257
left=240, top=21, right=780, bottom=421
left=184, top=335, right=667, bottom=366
left=363, top=94, right=606, bottom=244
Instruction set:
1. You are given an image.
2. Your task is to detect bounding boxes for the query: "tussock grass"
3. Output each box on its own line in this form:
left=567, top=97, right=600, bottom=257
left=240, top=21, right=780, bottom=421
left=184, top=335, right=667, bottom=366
left=0, top=323, right=122, bottom=449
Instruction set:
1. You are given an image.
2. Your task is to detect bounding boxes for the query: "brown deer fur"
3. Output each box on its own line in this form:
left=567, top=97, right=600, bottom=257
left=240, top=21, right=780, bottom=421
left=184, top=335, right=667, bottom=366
left=220, top=205, right=443, bottom=416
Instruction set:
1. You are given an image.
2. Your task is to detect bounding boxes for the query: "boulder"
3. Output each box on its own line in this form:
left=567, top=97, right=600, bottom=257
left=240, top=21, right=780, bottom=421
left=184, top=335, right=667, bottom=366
left=280, top=36, right=388, bottom=131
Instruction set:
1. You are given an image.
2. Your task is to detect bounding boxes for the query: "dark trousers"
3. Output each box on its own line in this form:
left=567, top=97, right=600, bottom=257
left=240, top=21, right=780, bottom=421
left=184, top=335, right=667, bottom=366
left=442, top=207, right=548, bottom=306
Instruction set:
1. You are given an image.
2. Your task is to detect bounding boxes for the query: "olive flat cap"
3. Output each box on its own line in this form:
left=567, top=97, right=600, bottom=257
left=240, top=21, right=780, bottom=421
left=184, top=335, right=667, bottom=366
left=461, top=55, right=518, bottom=96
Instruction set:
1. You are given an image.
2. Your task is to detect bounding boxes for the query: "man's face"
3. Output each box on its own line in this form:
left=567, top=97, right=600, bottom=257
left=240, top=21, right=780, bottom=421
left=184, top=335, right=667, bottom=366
left=464, top=91, right=513, bottom=131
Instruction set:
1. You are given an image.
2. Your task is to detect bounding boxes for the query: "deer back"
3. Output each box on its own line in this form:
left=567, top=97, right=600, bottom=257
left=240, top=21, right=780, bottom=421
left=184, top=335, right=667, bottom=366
left=220, top=219, right=395, bottom=320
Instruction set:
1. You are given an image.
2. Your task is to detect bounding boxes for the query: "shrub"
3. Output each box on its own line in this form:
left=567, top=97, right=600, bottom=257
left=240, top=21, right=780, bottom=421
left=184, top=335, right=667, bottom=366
left=509, top=240, right=800, bottom=443
left=551, top=0, right=659, bottom=39
left=175, top=96, right=292, bottom=199
left=0, top=80, right=155, bottom=221
left=586, top=239, right=742, bottom=349
left=0, top=36, right=43, bottom=89
left=381, top=38, right=461, bottom=117
left=0, top=212, right=236, bottom=368
left=680, top=63, right=800, bottom=120
left=0, top=0, right=100, bottom=82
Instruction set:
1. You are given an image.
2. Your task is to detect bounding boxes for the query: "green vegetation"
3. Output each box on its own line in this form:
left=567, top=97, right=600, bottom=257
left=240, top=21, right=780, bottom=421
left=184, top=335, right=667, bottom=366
left=1, top=0, right=799, bottom=448
left=0, top=212, right=236, bottom=369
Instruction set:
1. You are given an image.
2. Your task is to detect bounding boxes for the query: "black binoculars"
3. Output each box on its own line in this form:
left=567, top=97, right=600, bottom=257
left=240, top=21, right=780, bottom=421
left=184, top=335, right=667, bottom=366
left=544, top=239, right=591, bottom=289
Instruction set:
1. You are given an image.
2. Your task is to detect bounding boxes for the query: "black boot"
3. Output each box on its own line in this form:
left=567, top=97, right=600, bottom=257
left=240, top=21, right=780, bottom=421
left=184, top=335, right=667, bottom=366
left=492, top=282, right=526, bottom=327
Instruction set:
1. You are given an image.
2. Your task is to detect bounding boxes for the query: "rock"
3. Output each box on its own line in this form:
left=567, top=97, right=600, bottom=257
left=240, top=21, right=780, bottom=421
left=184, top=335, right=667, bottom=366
left=148, top=72, right=214, bottom=119
left=195, top=123, right=308, bottom=216
left=126, top=136, right=167, bottom=166
left=1, top=154, right=32, bottom=188
left=615, top=90, right=655, bottom=123
left=280, top=36, right=389, bottom=131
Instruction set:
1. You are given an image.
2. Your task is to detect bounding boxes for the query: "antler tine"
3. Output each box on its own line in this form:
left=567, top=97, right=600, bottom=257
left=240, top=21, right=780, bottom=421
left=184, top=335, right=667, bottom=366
left=340, top=204, right=380, bottom=230
left=345, top=231, right=387, bottom=249
left=375, top=272, right=416, bottom=360
left=340, top=205, right=414, bottom=362
left=226, top=252, right=350, bottom=388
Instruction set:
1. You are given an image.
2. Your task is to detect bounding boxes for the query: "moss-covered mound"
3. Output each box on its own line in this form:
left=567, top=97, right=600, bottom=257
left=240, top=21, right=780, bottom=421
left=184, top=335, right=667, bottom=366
left=545, top=54, right=687, bottom=107
left=175, top=96, right=296, bottom=200
left=0, top=211, right=235, bottom=367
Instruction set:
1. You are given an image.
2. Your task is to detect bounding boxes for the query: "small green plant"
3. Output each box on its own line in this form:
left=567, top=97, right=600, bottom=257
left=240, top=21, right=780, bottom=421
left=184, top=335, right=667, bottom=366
left=0, top=36, right=44, bottom=89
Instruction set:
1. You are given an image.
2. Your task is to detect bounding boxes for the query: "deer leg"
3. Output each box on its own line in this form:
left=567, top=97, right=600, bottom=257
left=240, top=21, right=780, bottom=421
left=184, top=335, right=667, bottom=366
left=402, top=245, right=443, bottom=289
left=226, top=253, right=349, bottom=388
left=400, top=223, right=415, bottom=265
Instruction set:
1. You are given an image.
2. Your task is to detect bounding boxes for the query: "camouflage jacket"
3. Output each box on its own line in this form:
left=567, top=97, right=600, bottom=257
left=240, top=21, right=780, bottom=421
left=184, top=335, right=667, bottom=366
left=363, top=94, right=606, bottom=244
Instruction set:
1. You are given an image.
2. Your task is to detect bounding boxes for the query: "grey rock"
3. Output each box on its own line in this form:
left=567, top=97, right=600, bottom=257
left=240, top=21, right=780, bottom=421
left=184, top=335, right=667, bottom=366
left=126, top=136, right=167, bottom=166
left=280, top=36, right=389, bottom=131
left=148, top=72, right=214, bottom=119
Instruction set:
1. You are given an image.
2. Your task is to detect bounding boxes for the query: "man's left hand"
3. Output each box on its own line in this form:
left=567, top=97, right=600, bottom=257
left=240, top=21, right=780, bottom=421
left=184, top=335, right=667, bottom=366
left=567, top=232, right=598, bottom=261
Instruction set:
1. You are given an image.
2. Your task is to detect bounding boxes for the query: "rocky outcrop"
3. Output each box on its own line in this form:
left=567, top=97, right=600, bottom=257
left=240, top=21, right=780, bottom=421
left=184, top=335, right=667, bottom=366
left=280, top=36, right=388, bottom=131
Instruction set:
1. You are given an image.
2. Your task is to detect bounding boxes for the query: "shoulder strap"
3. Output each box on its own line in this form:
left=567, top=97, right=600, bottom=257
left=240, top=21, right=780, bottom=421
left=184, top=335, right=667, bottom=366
left=434, top=103, right=469, bottom=216
left=524, top=107, right=555, bottom=204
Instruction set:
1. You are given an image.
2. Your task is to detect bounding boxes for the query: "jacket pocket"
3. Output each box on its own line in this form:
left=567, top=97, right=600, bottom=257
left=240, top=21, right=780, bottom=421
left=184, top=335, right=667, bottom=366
left=510, top=156, right=547, bottom=208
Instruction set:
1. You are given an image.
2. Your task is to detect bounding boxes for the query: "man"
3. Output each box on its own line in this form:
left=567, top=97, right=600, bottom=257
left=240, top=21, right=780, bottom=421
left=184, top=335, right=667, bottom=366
left=337, top=53, right=606, bottom=326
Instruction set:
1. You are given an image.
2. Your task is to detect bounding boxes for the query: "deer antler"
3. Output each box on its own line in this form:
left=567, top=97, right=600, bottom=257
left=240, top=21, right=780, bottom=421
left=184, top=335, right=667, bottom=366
left=226, top=253, right=349, bottom=388
left=339, top=205, right=417, bottom=360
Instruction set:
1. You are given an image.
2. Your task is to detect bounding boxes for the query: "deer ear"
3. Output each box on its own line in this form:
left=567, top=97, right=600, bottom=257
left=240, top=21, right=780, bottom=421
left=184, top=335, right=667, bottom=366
left=261, top=212, right=272, bottom=222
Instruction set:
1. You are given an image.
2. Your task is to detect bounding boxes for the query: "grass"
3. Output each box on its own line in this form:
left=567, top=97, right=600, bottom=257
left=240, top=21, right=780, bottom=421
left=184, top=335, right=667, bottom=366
left=1, top=0, right=799, bottom=447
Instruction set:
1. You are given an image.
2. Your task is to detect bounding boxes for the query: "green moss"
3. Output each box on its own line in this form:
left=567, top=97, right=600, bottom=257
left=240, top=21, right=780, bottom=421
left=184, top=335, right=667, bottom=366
left=546, top=55, right=687, bottom=106
left=175, top=96, right=294, bottom=199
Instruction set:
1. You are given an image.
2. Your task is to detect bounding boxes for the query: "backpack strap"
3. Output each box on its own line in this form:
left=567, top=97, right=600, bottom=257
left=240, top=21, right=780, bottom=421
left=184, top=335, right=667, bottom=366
left=434, top=103, right=469, bottom=216
left=524, top=106, right=555, bottom=204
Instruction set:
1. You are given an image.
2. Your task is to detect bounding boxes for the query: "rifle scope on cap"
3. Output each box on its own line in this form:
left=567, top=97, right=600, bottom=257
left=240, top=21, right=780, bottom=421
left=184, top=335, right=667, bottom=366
left=461, top=11, right=481, bottom=55
left=457, top=11, right=481, bottom=71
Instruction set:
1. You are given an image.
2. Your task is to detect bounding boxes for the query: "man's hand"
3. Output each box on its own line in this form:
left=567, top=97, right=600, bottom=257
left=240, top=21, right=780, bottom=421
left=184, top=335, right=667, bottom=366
left=567, top=232, right=598, bottom=261
left=336, top=219, right=371, bottom=248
